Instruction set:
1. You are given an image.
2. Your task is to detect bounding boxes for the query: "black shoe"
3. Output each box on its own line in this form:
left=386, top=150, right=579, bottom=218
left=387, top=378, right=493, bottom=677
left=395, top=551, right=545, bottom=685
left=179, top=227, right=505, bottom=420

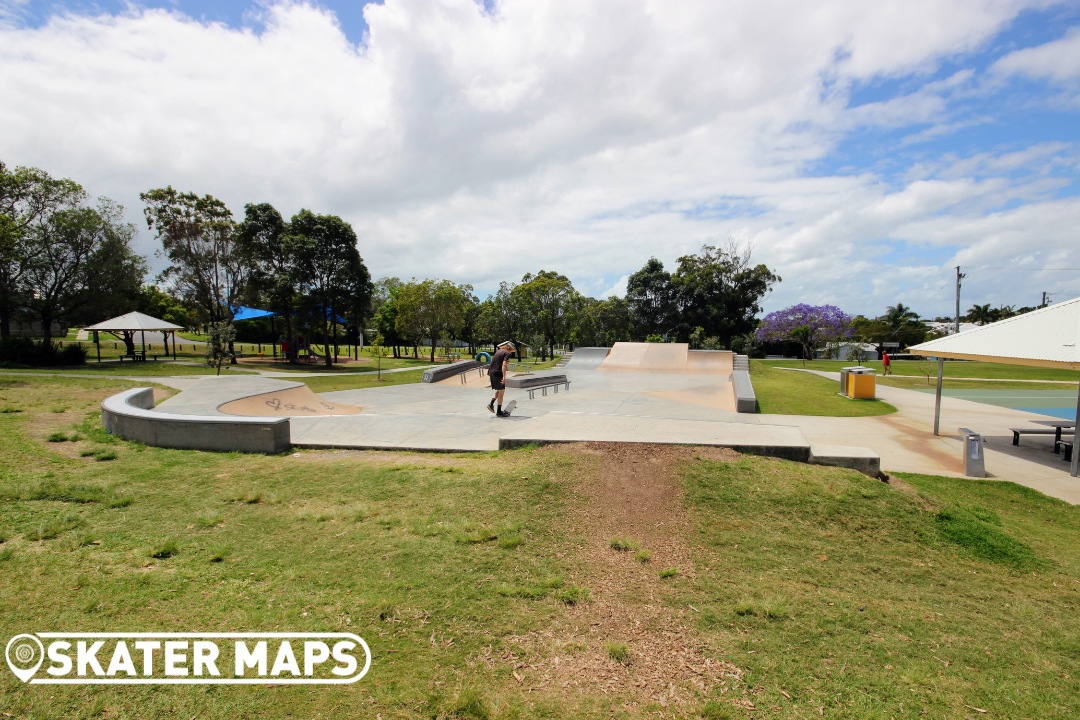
left=496, top=410, right=510, bottom=417
left=486, top=400, right=495, bottom=413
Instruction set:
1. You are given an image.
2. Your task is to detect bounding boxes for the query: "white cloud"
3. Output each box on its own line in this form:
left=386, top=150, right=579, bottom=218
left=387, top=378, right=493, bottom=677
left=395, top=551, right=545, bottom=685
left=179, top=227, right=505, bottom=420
left=1, top=0, right=1077, bottom=320
left=991, top=25, right=1080, bottom=81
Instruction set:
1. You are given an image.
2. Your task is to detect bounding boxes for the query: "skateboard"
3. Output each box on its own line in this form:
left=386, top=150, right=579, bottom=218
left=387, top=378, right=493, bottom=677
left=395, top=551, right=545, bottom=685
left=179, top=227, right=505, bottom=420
left=501, top=400, right=517, bottom=416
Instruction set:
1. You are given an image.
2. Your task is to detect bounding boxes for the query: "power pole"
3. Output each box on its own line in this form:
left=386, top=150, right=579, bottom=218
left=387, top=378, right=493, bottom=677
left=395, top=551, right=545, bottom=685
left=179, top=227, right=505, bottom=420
left=954, top=266, right=965, bottom=334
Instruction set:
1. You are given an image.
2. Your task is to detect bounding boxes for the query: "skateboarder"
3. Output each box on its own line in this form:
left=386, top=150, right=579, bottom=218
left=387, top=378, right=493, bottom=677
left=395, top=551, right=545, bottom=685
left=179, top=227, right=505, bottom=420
left=487, top=341, right=515, bottom=417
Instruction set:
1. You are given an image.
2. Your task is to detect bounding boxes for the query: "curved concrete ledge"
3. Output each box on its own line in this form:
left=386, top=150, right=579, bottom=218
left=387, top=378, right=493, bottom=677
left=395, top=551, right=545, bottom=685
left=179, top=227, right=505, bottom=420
left=102, top=387, right=291, bottom=454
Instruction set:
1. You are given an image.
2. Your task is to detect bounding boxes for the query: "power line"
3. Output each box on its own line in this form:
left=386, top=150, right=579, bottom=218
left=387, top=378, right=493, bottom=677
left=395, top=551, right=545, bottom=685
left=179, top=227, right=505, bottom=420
left=959, top=265, right=1080, bottom=272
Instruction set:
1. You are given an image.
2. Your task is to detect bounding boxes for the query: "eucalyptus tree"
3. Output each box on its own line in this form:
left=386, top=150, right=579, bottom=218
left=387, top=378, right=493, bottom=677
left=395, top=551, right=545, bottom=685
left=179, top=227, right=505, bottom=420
left=373, top=283, right=406, bottom=357
left=512, top=270, right=582, bottom=360
left=626, top=258, right=676, bottom=341
left=394, top=278, right=471, bottom=363
left=236, top=202, right=295, bottom=356
left=573, top=296, right=632, bottom=347
left=22, top=198, right=146, bottom=344
left=0, top=161, right=85, bottom=340
left=670, top=243, right=779, bottom=346
left=284, top=210, right=372, bottom=368
left=141, top=187, right=246, bottom=326
left=477, top=281, right=528, bottom=354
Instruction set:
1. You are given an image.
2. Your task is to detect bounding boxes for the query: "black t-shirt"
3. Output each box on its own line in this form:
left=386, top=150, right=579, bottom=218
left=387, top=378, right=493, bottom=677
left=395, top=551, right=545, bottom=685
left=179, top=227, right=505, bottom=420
left=490, top=348, right=511, bottom=375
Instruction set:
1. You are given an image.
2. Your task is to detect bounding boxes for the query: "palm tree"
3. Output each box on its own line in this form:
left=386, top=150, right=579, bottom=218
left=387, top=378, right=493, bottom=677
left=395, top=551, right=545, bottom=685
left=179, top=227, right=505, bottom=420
left=967, top=303, right=994, bottom=325
left=881, top=303, right=919, bottom=330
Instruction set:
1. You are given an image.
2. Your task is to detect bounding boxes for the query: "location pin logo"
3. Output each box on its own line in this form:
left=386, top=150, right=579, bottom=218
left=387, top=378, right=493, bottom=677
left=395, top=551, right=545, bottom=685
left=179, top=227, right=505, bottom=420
left=5, top=634, right=45, bottom=682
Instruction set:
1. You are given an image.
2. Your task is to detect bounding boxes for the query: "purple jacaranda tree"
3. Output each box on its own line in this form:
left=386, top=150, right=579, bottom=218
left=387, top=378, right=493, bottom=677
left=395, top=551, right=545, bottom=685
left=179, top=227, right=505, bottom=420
left=756, top=304, right=853, bottom=363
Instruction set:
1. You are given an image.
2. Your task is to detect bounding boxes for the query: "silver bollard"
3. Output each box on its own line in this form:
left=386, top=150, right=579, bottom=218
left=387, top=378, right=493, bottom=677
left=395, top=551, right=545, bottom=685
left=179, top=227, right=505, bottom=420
left=958, top=427, right=985, bottom=477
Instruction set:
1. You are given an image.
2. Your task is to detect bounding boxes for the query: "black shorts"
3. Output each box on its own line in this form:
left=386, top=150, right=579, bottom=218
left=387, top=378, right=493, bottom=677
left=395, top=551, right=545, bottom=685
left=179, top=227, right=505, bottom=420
left=489, top=372, right=505, bottom=390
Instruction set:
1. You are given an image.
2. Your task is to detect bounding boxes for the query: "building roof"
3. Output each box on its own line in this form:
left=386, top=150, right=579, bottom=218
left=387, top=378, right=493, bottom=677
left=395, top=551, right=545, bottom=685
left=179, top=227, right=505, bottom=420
left=83, top=311, right=183, bottom=332
left=908, top=297, right=1080, bottom=370
left=923, top=321, right=980, bottom=335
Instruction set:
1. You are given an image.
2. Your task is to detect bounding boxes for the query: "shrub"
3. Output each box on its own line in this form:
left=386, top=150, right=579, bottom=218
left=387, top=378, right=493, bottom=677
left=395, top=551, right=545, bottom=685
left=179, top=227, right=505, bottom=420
left=57, top=342, right=88, bottom=366
left=0, top=338, right=86, bottom=367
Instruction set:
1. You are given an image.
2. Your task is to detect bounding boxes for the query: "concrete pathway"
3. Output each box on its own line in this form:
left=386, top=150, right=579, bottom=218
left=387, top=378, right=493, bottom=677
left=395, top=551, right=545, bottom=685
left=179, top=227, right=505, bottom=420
left=770, top=369, right=1079, bottom=503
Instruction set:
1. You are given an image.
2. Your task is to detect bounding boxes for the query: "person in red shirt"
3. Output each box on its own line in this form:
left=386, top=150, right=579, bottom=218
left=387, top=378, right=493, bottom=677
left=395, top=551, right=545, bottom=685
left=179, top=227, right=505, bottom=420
left=487, top=341, right=514, bottom=417
left=881, top=350, right=892, bottom=375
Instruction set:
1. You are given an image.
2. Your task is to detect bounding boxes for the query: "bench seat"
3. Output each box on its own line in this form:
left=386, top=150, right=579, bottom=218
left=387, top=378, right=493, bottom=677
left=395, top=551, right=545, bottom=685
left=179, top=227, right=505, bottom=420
left=1011, top=427, right=1058, bottom=445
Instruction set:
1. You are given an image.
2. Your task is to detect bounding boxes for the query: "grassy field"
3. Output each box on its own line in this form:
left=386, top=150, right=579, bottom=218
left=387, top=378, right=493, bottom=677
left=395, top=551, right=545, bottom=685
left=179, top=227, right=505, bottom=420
left=35, top=342, right=560, bottom=377
left=1, top=375, right=1077, bottom=718
left=763, top=359, right=1080, bottom=387
left=53, top=342, right=444, bottom=372
left=749, top=361, right=896, bottom=416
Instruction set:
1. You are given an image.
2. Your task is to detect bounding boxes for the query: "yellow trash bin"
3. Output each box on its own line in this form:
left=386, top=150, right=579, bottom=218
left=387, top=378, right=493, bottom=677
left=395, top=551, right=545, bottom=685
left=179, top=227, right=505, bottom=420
left=846, top=372, right=876, bottom=399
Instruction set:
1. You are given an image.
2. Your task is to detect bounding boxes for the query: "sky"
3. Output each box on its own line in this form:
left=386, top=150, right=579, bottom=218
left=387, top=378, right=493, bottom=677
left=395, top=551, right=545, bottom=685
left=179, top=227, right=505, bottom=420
left=2, top=0, right=1079, bottom=319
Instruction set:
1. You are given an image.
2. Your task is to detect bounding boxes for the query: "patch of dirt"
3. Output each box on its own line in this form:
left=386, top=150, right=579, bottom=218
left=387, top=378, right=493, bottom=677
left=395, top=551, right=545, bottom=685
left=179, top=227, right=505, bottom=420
left=28, top=410, right=81, bottom=457
left=505, top=442, right=745, bottom=713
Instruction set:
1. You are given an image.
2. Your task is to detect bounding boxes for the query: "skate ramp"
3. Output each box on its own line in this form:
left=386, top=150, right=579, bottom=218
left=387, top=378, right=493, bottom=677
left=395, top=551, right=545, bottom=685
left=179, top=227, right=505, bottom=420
left=219, top=384, right=362, bottom=417
left=599, top=342, right=733, bottom=373
left=687, top=350, right=734, bottom=373
left=565, top=347, right=611, bottom=369
left=647, top=385, right=738, bottom=412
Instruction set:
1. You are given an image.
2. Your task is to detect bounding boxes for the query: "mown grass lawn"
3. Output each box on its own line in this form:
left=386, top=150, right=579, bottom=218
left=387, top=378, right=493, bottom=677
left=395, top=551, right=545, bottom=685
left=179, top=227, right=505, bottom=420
left=763, top=358, right=1080, bottom=384
left=679, top=459, right=1078, bottom=719
left=749, top=361, right=896, bottom=416
left=1, top=375, right=1077, bottom=719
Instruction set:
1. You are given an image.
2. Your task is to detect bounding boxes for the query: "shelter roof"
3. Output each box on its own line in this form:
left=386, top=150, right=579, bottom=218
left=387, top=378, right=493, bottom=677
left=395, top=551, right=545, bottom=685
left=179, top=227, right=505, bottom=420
left=908, top=297, right=1080, bottom=370
left=83, top=311, right=183, bottom=332
left=233, top=306, right=274, bottom=321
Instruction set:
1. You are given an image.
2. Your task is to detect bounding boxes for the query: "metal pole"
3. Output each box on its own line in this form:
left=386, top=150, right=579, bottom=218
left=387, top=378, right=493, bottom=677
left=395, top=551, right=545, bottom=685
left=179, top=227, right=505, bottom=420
left=954, top=266, right=963, bottom=334
left=1071, top=376, right=1079, bottom=477
left=933, top=357, right=944, bottom=436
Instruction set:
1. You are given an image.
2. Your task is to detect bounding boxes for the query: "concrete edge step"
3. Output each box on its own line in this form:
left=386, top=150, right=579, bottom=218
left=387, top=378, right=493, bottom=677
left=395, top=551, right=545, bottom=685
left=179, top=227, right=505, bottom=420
left=809, top=444, right=881, bottom=477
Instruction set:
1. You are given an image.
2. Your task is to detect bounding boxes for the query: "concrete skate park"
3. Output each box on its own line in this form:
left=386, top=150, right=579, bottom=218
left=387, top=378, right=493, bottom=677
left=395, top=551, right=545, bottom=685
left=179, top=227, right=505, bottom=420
left=101, top=342, right=1080, bottom=503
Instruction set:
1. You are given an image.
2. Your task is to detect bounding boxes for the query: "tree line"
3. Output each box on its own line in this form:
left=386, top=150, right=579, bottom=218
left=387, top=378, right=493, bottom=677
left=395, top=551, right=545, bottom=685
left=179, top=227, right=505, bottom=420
left=0, top=160, right=146, bottom=349
left=3, top=160, right=786, bottom=365
left=9, top=159, right=1049, bottom=369
left=372, top=243, right=781, bottom=362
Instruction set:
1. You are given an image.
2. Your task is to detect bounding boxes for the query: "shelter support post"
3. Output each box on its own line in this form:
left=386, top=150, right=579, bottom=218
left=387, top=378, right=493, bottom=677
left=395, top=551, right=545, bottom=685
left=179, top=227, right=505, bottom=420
left=1072, top=375, right=1079, bottom=477
left=933, top=358, right=944, bottom=436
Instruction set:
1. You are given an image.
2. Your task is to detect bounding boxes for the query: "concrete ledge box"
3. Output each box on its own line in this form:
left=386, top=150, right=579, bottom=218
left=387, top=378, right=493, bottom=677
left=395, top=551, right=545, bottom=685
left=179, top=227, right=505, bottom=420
left=421, top=360, right=482, bottom=383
